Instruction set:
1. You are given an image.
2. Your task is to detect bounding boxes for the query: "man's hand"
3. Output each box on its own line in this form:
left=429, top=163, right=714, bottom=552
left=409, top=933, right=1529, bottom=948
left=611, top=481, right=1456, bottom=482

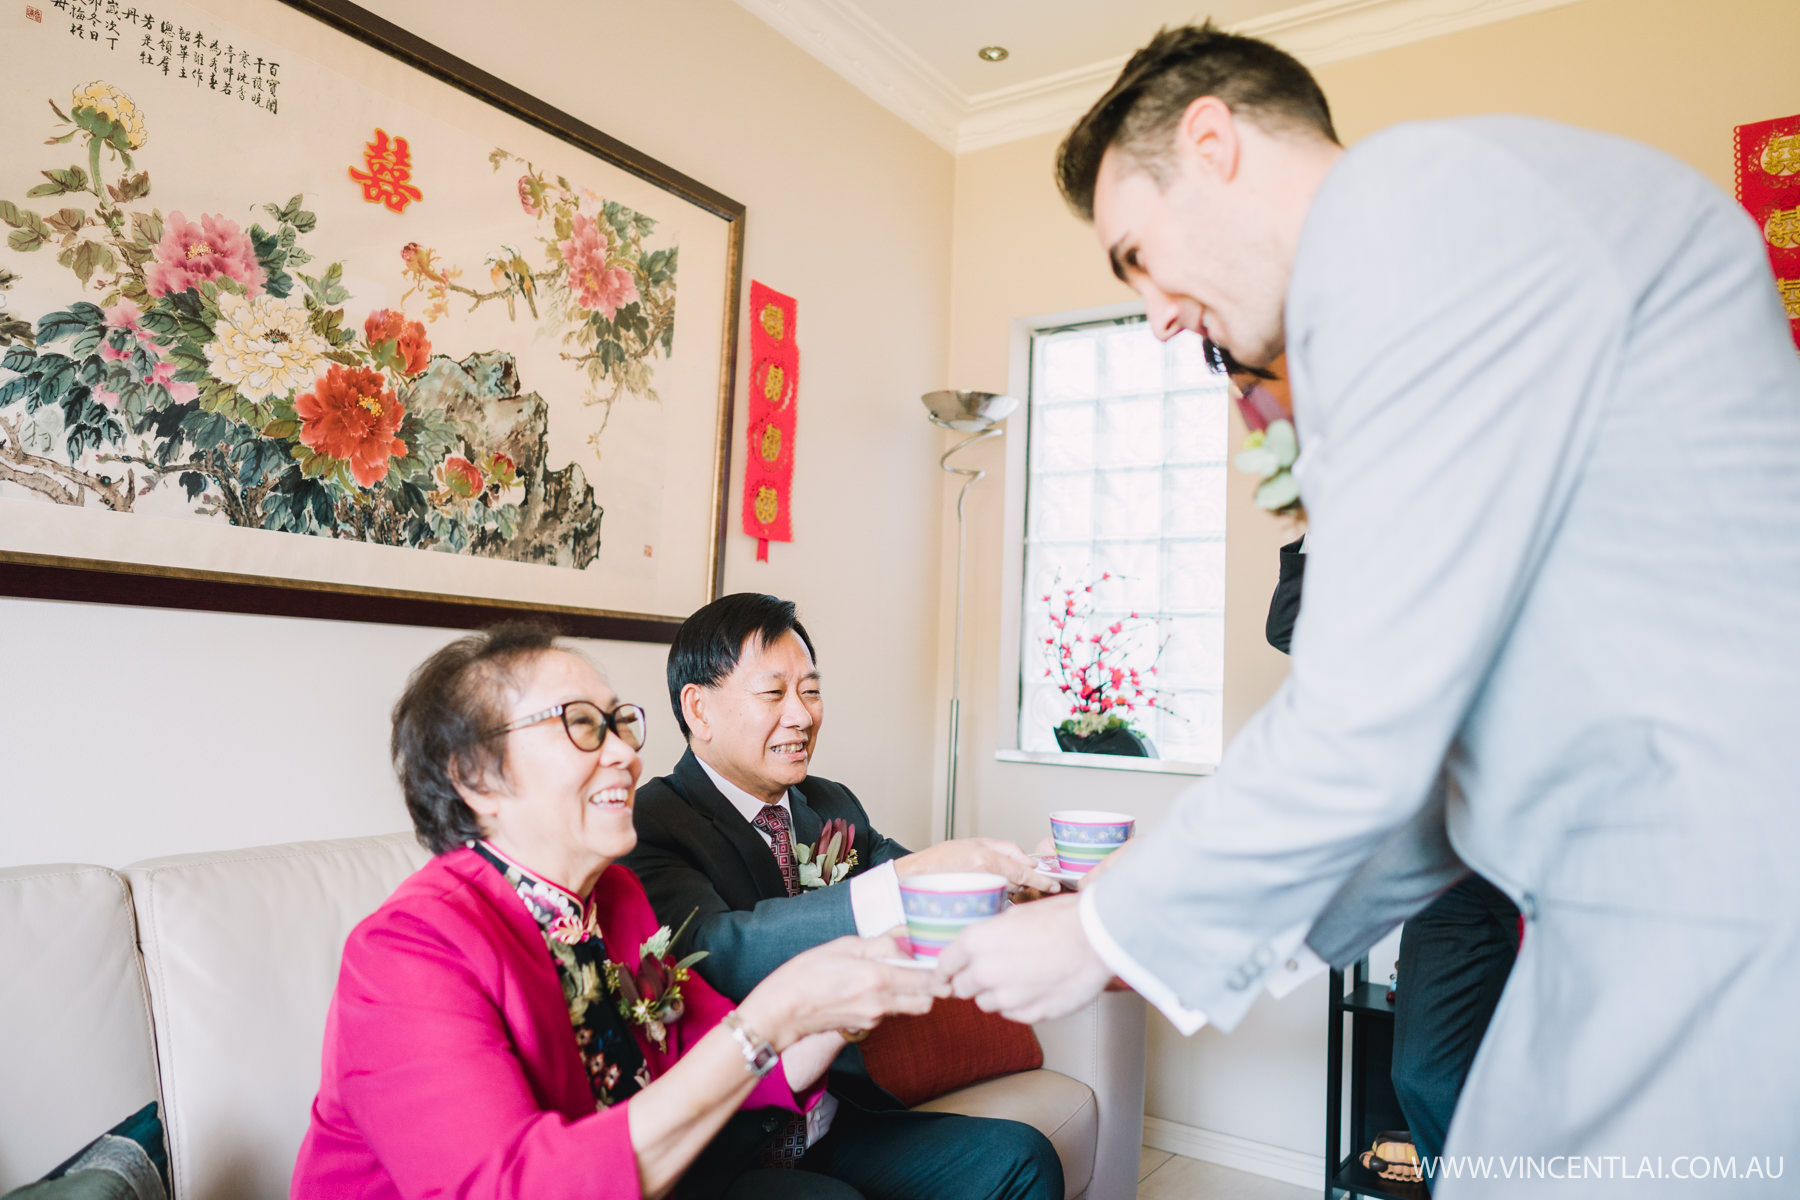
left=895, top=837, right=1060, bottom=893
left=936, top=894, right=1113, bottom=1024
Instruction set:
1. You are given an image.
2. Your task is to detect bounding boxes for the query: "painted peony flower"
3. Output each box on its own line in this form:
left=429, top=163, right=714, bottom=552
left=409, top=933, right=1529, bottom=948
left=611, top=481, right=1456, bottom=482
left=204, top=292, right=330, bottom=402
left=437, top=454, right=484, bottom=499
left=295, top=364, right=406, bottom=487
left=363, top=308, right=432, bottom=375
left=145, top=211, right=265, bottom=299
left=517, top=175, right=539, bottom=216
left=484, top=451, right=518, bottom=489
left=147, top=359, right=198, bottom=404
left=559, top=214, right=638, bottom=319
left=71, top=81, right=147, bottom=150
left=102, top=300, right=144, bottom=333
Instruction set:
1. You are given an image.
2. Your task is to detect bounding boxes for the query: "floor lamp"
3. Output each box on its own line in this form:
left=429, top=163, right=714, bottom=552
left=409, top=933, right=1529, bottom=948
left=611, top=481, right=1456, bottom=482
left=922, top=389, right=1019, bottom=842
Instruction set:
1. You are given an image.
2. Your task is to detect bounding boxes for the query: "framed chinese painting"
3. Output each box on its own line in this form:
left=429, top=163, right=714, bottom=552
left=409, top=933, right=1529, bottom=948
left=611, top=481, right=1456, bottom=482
left=0, top=0, right=743, bottom=640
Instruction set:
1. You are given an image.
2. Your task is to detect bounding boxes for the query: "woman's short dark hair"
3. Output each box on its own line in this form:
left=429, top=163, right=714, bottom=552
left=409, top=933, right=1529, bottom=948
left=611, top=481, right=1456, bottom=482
left=1056, top=22, right=1339, bottom=221
left=667, top=593, right=815, bottom=738
left=391, top=621, right=562, bottom=854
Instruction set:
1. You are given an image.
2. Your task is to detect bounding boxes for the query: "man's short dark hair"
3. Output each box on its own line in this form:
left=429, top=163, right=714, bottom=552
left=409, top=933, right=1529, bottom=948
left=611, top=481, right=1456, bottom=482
left=667, top=593, right=816, bottom=738
left=392, top=621, right=562, bottom=854
left=1056, top=22, right=1339, bottom=221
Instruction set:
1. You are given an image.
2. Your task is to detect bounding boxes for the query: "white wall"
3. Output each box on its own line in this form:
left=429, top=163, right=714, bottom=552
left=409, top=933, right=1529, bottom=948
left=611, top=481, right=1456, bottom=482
left=0, top=0, right=956, bottom=869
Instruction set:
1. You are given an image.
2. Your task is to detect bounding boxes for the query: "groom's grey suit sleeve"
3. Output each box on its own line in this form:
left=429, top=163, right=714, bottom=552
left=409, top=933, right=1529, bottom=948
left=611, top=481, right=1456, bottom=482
left=1086, top=121, right=1630, bottom=1031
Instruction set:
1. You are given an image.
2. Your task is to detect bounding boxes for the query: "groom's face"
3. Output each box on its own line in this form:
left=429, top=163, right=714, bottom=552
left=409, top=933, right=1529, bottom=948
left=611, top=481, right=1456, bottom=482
left=690, top=630, right=823, bottom=804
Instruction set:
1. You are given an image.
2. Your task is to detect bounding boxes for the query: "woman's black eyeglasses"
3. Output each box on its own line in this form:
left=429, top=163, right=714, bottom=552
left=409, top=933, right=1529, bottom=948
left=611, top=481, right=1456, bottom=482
left=488, top=701, right=648, bottom=752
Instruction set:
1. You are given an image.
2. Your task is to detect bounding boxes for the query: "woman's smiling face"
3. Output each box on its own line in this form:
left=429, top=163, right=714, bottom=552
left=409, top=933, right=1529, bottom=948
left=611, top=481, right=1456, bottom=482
left=469, top=649, right=643, bottom=895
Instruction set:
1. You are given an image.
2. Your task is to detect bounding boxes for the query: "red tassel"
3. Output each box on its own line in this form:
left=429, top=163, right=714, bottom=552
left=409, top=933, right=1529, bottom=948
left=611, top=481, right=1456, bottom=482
left=756, top=539, right=769, bottom=562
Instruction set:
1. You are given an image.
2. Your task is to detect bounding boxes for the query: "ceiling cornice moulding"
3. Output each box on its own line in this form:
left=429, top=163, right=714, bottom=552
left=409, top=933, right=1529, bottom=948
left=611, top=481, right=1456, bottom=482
left=737, top=0, right=1590, bottom=155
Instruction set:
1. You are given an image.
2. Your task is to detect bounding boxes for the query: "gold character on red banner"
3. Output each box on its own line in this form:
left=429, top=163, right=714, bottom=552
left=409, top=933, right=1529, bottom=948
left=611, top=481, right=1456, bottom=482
left=1778, top=279, right=1800, bottom=319
left=1761, top=134, right=1800, bottom=177
left=1765, top=206, right=1800, bottom=250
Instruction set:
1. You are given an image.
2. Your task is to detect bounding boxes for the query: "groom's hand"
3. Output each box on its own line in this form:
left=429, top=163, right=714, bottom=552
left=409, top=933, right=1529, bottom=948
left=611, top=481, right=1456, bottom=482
left=936, top=894, right=1113, bottom=1024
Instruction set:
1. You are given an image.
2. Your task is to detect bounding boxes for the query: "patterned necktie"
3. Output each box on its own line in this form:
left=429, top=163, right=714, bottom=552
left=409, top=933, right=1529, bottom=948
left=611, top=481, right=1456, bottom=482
left=747, top=803, right=808, bottom=1167
left=750, top=804, right=801, bottom=898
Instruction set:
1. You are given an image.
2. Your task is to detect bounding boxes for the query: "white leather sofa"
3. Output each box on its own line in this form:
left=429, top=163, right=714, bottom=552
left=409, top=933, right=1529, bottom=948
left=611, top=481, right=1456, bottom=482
left=0, top=835, right=1146, bottom=1200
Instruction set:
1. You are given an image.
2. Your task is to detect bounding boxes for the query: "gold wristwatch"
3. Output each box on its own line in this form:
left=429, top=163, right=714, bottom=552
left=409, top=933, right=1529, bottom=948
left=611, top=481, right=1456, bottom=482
left=721, top=1011, right=779, bottom=1078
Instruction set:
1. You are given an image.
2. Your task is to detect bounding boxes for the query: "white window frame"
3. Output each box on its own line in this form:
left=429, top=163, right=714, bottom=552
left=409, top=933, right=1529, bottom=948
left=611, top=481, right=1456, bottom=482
left=992, top=302, right=1218, bottom=777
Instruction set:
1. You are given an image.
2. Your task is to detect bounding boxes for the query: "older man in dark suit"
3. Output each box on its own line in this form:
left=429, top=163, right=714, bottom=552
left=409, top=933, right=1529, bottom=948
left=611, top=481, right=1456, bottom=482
left=623, top=592, right=1061, bottom=1200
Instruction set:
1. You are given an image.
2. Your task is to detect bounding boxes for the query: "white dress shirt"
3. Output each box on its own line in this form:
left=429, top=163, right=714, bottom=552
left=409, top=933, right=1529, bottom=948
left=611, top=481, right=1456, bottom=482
left=1079, top=889, right=1324, bottom=1034
left=695, top=758, right=909, bottom=1143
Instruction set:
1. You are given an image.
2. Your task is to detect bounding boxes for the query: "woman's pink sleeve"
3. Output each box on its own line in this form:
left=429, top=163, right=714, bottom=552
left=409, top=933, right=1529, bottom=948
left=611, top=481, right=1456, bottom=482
left=333, top=911, right=644, bottom=1200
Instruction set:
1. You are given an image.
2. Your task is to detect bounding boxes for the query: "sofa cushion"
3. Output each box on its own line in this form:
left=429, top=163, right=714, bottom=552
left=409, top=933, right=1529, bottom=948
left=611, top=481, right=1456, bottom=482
left=125, top=833, right=429, bottom=1200
left=0, top=866, right=160, bottom=1193
left=861, top=997, right=1043, bottom=1105
left=916, top=1068, right=1097, bottom=1200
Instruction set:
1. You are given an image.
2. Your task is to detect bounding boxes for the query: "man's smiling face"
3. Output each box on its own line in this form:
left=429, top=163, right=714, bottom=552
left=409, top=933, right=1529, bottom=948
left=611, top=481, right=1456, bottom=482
left=687, top=629, right=822, bottom=804
left=1090, top=100, right=1292, bottom=368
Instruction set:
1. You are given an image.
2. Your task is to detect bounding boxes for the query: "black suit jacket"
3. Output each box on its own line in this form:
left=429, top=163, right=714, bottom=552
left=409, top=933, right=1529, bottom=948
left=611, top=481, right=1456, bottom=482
left=622, top=749, right=911, bottom=1117
left=1266, top=535, right=1307, bottom=653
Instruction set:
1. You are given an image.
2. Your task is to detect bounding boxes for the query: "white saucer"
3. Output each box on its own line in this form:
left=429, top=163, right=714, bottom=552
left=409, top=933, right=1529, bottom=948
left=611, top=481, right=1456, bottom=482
left=878, top=956, right=939, bottom=971
left=1031, top=859, right=1085, bottom=885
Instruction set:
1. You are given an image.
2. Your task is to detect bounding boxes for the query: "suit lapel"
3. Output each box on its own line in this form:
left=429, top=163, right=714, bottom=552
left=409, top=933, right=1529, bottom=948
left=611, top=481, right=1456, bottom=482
left=670, top=750, right=789, bottom=901
left=788, top=782, right=823, bottom=849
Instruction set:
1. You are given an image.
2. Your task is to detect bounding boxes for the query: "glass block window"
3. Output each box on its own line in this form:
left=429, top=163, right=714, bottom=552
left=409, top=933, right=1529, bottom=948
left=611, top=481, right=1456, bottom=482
left=1018, top=317, right=1229, bottom=764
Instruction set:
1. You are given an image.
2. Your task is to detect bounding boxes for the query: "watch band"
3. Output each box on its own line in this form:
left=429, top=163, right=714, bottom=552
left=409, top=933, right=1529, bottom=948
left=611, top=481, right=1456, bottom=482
left=722, top=1011, right=780, bottom=1078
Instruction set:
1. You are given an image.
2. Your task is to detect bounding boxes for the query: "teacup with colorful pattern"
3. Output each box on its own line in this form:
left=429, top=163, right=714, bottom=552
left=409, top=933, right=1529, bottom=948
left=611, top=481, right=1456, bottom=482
left=897, top=872, right=1008, bottom=963
left=1049, top=810, right=1135, bottom=875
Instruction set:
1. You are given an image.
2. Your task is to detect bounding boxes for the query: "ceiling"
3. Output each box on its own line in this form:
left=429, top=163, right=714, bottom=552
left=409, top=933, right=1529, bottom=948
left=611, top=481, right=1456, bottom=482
left=855, top=0, right=1315, bottom=97
left=735, top=0, right=1588, bottom=153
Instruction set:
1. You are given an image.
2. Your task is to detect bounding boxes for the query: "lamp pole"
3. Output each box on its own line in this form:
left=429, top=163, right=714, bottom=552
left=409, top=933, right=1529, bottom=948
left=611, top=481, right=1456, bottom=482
left=939, top=426, right=1002, bottom=842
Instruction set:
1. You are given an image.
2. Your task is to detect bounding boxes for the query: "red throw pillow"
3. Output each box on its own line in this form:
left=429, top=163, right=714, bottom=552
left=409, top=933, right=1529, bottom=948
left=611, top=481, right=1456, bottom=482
left=858, top=997, right=1043, bottom=1106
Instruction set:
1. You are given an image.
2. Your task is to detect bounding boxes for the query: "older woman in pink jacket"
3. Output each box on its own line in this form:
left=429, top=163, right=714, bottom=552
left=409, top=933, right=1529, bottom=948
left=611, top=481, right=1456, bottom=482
left=293, top=624, right=943, bottom=1200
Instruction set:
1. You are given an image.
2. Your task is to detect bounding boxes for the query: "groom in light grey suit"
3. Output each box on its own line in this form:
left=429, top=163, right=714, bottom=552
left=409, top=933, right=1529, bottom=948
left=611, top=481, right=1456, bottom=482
left=940, top=23, right=1800, bottom=1195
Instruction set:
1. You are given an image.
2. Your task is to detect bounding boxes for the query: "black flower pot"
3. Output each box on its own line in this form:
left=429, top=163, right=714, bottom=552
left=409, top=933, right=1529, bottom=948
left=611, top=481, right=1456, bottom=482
left=1054, top=725, right=1156, bottom=758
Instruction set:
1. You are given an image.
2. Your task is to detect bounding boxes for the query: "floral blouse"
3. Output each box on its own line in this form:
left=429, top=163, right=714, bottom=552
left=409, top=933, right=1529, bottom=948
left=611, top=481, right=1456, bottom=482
left=473, top=841, right=652, bottom=1110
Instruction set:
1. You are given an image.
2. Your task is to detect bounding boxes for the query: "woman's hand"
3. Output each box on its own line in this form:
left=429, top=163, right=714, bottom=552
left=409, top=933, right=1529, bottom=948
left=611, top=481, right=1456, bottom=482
left=737, top=930, right=948, bottom=1052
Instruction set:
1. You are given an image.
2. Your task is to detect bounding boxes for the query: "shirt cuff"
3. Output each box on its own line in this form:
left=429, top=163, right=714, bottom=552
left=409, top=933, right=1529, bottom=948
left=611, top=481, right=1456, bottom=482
left=1078, top=887, right=1208, bottom=1035
left=1263, top=929, right=1326, bottom=1000
left=805, top=1090, right=838, bottom=1146
left=848, top=861, right=906, bottom=938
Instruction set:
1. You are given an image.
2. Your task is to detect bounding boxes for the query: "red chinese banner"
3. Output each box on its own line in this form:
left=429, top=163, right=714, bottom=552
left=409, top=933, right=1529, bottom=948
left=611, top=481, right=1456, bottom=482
left=1734, top=114, right=1800, bottom=350
left=741, top=281, right=797, bottom=561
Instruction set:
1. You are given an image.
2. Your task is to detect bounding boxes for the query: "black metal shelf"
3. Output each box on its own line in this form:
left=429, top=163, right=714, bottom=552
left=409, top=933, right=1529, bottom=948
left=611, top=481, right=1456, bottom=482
left=1326, top=959, right=1420, bottom=1199
left=1333, top=1153, right=1429, bottom=1200
left=1343, top=983, right=1395, bottom=1018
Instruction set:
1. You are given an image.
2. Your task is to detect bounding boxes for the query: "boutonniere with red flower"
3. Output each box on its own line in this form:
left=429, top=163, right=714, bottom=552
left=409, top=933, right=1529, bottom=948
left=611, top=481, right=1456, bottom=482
left=1206, top=342, right=1303, bottom=517
left=794, top=818, right=858, bottom=890
left=604, top=909, right=708, bottom=1051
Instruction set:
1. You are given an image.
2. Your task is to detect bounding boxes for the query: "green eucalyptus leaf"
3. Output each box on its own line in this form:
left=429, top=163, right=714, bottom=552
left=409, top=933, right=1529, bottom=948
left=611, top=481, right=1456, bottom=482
left=1234, top=444, right=1278, bottom=478
left=1262, top=419, right=1298, bottom=467
left=1254, top=471, right=1300, bottom=512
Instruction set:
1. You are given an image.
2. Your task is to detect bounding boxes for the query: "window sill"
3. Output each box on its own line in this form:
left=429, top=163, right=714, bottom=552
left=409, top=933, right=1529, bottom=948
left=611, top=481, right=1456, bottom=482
left=992, top=749, right=1216, bottom=777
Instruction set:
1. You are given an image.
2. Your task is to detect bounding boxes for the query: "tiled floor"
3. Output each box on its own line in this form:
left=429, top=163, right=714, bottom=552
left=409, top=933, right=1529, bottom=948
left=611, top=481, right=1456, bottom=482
left=1137, top=1146, right=1316, bottom=1200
